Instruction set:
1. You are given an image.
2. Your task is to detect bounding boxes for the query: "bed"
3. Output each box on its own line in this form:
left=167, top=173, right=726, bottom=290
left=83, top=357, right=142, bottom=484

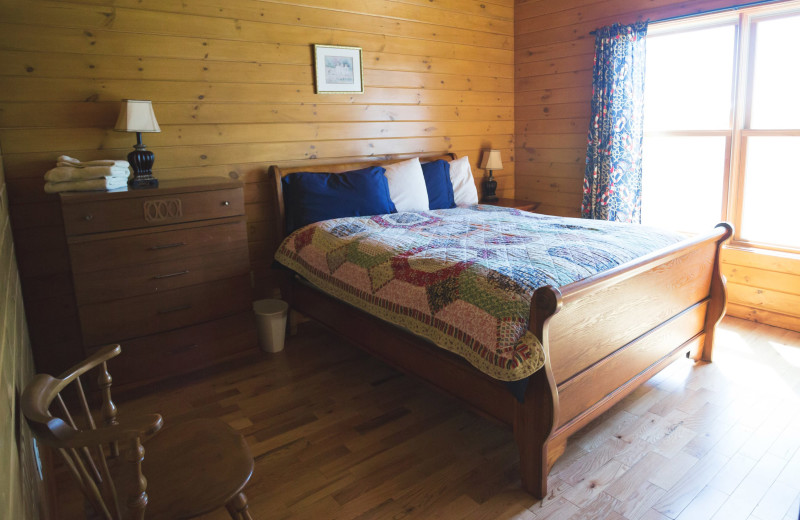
left=268, top=153, right=732, bottom=498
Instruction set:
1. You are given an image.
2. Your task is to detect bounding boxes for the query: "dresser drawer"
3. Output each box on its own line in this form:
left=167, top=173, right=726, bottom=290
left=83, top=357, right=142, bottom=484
left=68, top=219, right=247, bottom=274
left=102, top=312, right=257, bottom=387
left=62, top=188, right=244, bottom=235
left=79, top=275, right=252, bottom=346
left=73, top=247, right=250, bottom=305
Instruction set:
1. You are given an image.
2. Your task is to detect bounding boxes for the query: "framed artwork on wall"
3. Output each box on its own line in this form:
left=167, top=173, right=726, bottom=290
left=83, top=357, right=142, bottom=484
left=313, top=44, right=364, bottom=94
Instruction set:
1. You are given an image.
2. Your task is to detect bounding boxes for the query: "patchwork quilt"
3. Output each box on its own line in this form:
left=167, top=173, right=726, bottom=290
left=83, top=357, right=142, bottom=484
left=274, top=206, right=684, bottom=381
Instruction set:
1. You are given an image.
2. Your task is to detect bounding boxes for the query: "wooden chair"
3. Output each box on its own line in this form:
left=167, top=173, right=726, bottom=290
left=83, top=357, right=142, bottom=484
left=21, top=344, right=254, bottom=519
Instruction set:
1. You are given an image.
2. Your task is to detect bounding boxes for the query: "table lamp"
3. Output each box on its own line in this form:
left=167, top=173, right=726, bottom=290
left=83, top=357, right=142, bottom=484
left=480, top=149, right=503, bottom=202
left=115, top=99, right=161, bottom=189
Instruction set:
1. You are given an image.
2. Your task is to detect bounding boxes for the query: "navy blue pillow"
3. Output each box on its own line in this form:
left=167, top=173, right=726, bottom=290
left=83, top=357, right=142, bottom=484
left=421, top=160, right=456, bottom=210
left=282, top=166, right=396, bottom=234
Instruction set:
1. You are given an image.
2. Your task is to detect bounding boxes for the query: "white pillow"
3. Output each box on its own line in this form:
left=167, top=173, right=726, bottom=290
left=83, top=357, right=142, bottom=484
left=449, top=156, right=479, bottom=205
left=383, top=157, right=430, bottom=212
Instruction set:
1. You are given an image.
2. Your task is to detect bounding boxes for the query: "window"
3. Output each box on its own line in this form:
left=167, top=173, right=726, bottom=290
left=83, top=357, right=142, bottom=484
left=641, top=1, right=800, bottom=252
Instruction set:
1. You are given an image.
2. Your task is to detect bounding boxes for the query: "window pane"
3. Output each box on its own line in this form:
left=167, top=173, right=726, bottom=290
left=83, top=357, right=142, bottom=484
left=740, top=137, right=800, bottom=248
left=750, top=14, right=800, bottom=129
left=642, top=136, right=726, bottom=233
left=644, top=25, right=735, bottom=131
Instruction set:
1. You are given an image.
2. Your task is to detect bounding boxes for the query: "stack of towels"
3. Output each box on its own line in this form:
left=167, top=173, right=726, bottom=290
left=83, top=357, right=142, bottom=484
left=44, top=155, right=131, bottom=194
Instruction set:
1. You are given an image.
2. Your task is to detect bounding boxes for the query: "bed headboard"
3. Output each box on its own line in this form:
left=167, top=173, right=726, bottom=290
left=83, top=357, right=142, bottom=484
left=269, top=153, right=457, bottom=242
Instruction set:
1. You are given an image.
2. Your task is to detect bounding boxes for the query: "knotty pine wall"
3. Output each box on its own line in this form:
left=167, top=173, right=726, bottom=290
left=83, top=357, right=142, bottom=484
left=0, top=0, right=515, bottom=372
left=515, top=0, right=800, bottom=333
left=723, top=248, right=800, bottom=333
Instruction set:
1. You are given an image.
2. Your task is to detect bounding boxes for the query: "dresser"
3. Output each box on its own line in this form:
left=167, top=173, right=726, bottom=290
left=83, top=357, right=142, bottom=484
left=60, top=178, right=257, bottom=388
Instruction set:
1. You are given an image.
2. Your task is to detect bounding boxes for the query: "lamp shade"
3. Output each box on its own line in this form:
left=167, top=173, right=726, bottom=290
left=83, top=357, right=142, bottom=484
left=480, top=149, right=503, bottom=171
left=114, top=100, right=160, bottom=133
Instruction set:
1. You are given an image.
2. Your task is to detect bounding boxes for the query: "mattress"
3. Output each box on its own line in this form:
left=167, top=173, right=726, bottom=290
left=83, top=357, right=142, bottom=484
left=274, top=205, right=684, bottom=381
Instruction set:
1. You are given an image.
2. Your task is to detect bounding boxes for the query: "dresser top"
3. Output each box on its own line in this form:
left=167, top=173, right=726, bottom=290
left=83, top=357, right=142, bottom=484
left=59, top=177, right=242, bottom=205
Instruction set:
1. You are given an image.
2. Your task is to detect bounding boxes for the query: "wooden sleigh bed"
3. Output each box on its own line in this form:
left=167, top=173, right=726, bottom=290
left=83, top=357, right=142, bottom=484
left=269, top=153, right=732, bottom=498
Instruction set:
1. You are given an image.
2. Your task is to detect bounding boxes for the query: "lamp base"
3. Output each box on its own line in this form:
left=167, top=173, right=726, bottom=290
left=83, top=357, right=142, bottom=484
left=482, top=170, right=498, bottom=202
left=127, top=140, right=158, bottom=189
left=128, top=175, right=159, bottom=189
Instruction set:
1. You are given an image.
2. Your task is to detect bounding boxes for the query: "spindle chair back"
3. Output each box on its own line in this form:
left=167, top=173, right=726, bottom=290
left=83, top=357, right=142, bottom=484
left=21, top=344, right=162, bottom=519
left=22, top=344, right=254, bottom=519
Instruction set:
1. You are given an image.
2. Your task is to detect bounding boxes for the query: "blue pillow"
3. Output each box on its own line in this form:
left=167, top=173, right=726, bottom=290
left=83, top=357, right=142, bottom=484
left=421, top=160, right=456, bottom=210
left=282, top=166, right=396, bottom=234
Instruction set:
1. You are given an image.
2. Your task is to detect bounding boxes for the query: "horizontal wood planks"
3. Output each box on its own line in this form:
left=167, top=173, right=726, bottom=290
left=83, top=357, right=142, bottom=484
left=513, top=0, right=753, bottom=219
left=3, top=0, right=796, bottom=376
left=722, top=247, right=800, bottom=333
left=0, top=0, right=515, bottom=373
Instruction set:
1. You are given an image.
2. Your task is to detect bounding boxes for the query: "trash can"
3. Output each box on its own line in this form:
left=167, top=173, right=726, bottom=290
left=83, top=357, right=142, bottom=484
left=253, top=299, right=289, bottom=353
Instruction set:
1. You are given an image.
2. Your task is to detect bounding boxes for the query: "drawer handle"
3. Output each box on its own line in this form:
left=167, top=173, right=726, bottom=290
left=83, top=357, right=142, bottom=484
left=84, top=214, right=94, bottom=221
left=149, top=242, right=186, bottom=251
left=153, top=270, right=190, bottom=280
left=157, top=304, right=192, bottom=315
left=222, top=201, right=230, bottom=207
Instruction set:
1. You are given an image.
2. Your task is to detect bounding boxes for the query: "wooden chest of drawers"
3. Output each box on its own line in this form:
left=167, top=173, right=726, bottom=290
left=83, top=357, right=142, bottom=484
left=60, top=178, right=257, bottom=388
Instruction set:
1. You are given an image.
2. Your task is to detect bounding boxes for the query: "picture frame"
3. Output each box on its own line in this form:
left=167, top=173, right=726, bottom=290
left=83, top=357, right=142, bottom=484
left=313, top=44, right=364, bottom=94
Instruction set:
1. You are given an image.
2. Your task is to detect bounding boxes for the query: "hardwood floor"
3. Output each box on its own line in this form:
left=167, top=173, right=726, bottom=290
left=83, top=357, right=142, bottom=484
left=55, top=316, right=800, bottom=519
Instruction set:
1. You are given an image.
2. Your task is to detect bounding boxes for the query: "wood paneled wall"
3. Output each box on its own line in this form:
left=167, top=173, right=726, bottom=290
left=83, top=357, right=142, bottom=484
left=1, top=0, right=797, bottom=376
left=0, top=0, right=515, bottom=373
left=0, top=144, right=46, bottom=520
left=514, top=0, right=800, bottom=333
left=722, top=248, right=800, bottom=332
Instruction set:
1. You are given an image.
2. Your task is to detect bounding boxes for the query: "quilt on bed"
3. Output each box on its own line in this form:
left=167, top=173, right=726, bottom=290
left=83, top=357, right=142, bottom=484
left=274, top=206, right=684, bottom=381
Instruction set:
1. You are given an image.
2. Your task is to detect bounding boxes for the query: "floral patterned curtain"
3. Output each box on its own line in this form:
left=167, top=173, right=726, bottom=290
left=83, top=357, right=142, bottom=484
left=581, top=21, right=648, bottom=223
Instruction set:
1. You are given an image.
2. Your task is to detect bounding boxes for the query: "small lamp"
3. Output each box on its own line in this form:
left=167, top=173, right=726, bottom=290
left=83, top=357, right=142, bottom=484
left=115, top=99, right=161, bottom=189
left=480, top=149, right=503, bottom=202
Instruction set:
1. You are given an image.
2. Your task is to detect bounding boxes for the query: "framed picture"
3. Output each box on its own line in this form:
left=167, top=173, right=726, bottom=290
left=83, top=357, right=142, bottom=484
left=313, top=44, right=364, bottom=94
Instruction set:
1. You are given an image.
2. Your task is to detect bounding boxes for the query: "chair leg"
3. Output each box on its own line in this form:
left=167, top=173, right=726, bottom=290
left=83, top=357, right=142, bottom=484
left=226, top=492, right=252, bottom=520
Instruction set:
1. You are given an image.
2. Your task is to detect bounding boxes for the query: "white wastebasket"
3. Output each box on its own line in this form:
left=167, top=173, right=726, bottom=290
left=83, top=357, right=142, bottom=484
left=253, top=299, right=289, bottom=353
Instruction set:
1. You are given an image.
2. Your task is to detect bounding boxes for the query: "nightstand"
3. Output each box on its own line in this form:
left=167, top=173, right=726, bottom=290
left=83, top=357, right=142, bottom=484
left=59, top=177, right=257, bottom=389
left=488, top=198, right=540, bottom=212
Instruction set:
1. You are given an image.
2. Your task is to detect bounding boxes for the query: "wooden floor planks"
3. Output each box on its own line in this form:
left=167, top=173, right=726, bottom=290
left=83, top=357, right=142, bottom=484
left=53, top=316, right=800, bottom=519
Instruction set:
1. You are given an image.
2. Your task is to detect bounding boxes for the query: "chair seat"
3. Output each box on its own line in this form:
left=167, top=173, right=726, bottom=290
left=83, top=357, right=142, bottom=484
left=117, top=418, right=253, bottom=519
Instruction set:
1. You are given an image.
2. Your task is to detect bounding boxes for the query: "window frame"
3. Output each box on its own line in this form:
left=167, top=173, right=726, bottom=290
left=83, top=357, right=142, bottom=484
left=644, top=1, right=800, bottom=254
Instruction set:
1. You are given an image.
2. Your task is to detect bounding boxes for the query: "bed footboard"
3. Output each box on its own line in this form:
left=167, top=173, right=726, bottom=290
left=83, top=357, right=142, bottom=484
left=515, top=223, right=732, bottom=495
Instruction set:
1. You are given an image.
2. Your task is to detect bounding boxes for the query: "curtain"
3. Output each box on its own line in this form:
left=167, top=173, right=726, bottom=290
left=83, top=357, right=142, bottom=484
left=581, top=21, right=648, bottom=223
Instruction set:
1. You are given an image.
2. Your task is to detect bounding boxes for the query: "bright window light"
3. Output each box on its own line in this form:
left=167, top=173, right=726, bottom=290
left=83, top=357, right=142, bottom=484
left=642, top=25, right=734, bottom=234
left=642, top=136, right=726, bottom=233
left=644, top=25, right=735, bottom=132
left=642, top=6, right=800, bottom=253
left=769, top=340, right=800, bottom=368
left=750, top=14, right=800, bottom=129
left=740, top=137, right=800, bottom=248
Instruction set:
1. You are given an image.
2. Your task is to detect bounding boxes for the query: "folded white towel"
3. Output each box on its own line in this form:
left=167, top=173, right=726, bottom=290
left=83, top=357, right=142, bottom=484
left=56, top=161, right=131, bottom=169
left=44, top=176, right=129, bottom=194
left=58, top=155, right=130, bottom=169
left=45, top=166, right=130, bottom=182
